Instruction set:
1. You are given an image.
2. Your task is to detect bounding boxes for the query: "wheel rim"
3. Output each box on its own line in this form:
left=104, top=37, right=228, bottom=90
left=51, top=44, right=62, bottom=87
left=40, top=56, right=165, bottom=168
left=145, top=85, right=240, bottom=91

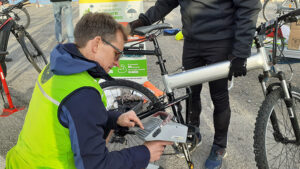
left=264, top=90, right=300, bottom=168
left=103, top=85, right=156, bottom=151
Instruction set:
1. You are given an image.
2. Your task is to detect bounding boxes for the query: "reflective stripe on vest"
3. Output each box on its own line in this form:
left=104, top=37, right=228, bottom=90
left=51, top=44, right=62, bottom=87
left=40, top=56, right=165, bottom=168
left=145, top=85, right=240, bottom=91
left=37, top=80, right=60, bottom=106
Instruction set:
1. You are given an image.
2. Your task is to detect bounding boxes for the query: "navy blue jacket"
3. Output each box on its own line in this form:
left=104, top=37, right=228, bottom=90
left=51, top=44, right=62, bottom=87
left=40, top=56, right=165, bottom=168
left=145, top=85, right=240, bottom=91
left=50, top=43, right=150, bottom=169
left=140, top=0, right=261, bottom=59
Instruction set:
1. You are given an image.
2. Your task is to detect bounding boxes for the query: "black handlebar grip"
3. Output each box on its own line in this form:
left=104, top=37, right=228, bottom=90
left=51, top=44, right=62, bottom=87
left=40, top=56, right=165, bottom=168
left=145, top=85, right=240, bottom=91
left=288, top=8, right=300, bottom=17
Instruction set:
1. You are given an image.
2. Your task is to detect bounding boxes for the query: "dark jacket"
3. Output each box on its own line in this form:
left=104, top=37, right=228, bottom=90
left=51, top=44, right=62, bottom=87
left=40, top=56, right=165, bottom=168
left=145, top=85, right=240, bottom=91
left=140, top=0, right=261, bottom=58
left=51, top=43, right=150, bottom=169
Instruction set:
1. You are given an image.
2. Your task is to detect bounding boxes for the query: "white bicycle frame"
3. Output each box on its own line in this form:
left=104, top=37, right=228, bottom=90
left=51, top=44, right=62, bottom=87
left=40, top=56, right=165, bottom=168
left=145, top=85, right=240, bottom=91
left=162, top=46, right=271, bottom=93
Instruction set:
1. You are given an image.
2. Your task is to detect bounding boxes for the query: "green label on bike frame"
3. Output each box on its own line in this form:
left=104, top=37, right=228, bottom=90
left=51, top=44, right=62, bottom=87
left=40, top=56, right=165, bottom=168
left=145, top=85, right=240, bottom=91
left=109, top=59, right=148, bottom=77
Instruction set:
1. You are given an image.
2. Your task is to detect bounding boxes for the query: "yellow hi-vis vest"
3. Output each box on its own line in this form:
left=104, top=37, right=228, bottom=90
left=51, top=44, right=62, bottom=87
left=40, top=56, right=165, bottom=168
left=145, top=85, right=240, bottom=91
left=6, top=65, right=106, bottom=169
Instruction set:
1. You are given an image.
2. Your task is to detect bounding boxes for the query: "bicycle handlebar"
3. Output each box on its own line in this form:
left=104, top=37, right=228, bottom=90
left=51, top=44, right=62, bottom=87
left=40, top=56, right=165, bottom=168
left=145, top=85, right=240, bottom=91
left=257, top=8, right=300, bottom=34
left=278, top=8, right=300, bottom=21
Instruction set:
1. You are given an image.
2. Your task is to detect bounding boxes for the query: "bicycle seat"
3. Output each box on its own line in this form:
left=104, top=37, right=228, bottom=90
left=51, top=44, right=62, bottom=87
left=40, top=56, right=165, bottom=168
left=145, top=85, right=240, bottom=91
left=133, top=23, right=172, bottom=36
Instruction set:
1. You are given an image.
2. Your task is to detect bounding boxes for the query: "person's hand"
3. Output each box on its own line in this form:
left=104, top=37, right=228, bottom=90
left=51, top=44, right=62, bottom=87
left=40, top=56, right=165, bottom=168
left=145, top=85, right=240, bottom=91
left=144, top=141, right=173, bottom=162
left=117, top=110, right=144, bottom=129
left=128, top=19, right=146, bottom=35
left=228, top=57, right=247, bottom=81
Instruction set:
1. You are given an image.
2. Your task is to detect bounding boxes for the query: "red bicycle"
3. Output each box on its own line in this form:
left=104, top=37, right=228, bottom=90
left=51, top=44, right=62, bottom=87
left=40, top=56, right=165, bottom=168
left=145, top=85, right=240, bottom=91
left=0, top=0, right=48, bottom=116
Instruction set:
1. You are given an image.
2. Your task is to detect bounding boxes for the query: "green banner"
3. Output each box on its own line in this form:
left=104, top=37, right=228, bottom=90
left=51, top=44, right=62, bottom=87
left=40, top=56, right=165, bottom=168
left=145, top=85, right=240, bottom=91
left=109, top=59, right=147, bottom=77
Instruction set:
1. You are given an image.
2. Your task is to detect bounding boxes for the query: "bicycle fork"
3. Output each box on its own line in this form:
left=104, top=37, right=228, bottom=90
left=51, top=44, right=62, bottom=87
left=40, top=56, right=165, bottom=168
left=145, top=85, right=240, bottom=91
left=259, top=72, right=300, bottom=144
left=278, top=72, right=300, bottom=144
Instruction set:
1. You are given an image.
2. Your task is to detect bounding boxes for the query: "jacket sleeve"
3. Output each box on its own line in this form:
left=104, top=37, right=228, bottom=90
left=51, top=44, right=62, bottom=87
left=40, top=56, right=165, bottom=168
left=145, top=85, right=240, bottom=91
left=58, top=87, right=150, bottom=169
left=106, top=110, right=122, bottom=130
left=231, top=0, right=262, bottom=59
left=141, top=0, right=179, bottom=25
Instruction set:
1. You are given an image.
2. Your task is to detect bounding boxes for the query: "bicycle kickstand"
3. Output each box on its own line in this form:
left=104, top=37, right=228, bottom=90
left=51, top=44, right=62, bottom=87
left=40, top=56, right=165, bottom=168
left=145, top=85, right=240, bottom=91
left=0, top=64, right=25, bottom=117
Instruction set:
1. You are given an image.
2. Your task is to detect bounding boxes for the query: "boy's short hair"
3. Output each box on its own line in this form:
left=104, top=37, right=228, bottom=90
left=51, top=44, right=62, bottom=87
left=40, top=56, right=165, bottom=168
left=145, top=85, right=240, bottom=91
left=74, top=13, right=127, bottom=47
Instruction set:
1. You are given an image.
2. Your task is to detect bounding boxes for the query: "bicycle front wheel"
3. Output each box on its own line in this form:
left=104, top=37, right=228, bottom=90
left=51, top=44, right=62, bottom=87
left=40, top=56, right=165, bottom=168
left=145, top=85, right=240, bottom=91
left=254, top=86, right=300, bottom=169
left=19, top=31, right=48, bottom=73
left=100, top=79, right=160, bottom=151
left=10, top=7, right=30, bottom=29
left=263, top=0, right=298, bottom=21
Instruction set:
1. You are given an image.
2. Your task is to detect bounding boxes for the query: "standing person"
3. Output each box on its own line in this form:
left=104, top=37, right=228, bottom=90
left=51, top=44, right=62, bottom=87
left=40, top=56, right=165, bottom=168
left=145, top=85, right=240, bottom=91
left=129, top=1, right=261, bottom=169
left=6, top=12, right=172, bottom=169
left=50, top=0, right=74, bottom=43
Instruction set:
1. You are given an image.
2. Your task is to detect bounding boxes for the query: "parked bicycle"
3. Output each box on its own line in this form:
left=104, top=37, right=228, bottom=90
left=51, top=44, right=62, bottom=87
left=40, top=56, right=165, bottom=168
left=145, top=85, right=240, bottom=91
left=100, top=9, right=300, bottom=169
left=0, top=0, right=30, bottom=29
left=263, top=0, right=299, bottom=21
left=0, top=0, right=47, bottom=75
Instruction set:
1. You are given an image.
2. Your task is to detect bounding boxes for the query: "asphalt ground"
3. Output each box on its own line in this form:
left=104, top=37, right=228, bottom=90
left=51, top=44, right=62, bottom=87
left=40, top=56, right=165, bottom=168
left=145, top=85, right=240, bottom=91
left=0, top=1, right=299, bottom=169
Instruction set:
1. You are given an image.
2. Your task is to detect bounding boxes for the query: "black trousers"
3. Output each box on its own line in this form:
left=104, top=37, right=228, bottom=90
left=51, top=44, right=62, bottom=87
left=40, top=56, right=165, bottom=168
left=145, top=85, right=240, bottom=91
left=182, top=38, right=232, bottom=148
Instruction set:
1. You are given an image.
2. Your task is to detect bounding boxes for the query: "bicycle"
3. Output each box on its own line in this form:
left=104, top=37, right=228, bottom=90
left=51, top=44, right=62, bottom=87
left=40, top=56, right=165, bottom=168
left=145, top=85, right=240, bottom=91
left=263, top=0, right=299, bottom=21
left=100, top=9, right=300, bottom=169
left=0, top=0, right=30, bottom=29
left=0, top=0, right=47, bottom=75
left=0, top=0, right=47, bottom=116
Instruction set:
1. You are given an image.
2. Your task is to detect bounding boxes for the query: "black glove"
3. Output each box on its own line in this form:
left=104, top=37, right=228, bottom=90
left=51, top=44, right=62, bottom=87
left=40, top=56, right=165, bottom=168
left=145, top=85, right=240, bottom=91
left=128, top=15, right=150, bottom=35
left=228, top=57, right=247, bottom=81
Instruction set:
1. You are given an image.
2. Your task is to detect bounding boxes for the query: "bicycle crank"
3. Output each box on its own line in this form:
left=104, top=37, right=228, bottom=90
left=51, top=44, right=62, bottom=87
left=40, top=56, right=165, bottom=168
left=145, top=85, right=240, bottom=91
left=180, top=143, right=194, bottom=169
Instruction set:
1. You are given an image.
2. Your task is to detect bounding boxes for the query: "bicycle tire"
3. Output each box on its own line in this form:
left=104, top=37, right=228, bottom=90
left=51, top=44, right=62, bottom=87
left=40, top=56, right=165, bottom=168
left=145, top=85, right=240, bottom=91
left=263, top=0, right=298, bottom=21
left=100, top=79, right=160, bottom=151
left=254, top=86, right=300, bottom=169
left=10, top=7, right=30, bottom=29
left=19, top=31, right=48, bottom=73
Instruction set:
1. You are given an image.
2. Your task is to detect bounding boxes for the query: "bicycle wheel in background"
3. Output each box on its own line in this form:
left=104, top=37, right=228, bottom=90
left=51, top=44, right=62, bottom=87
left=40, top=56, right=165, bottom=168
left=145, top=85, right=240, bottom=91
left=254, top=86, right=300, bottom=169
left=100, top=79, right=160, bottom=151
left=263, top=0, right=298, bottom=21
left=19, top=31, right=48, bottom=73
left=10, top=8, right=30, bottom=29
